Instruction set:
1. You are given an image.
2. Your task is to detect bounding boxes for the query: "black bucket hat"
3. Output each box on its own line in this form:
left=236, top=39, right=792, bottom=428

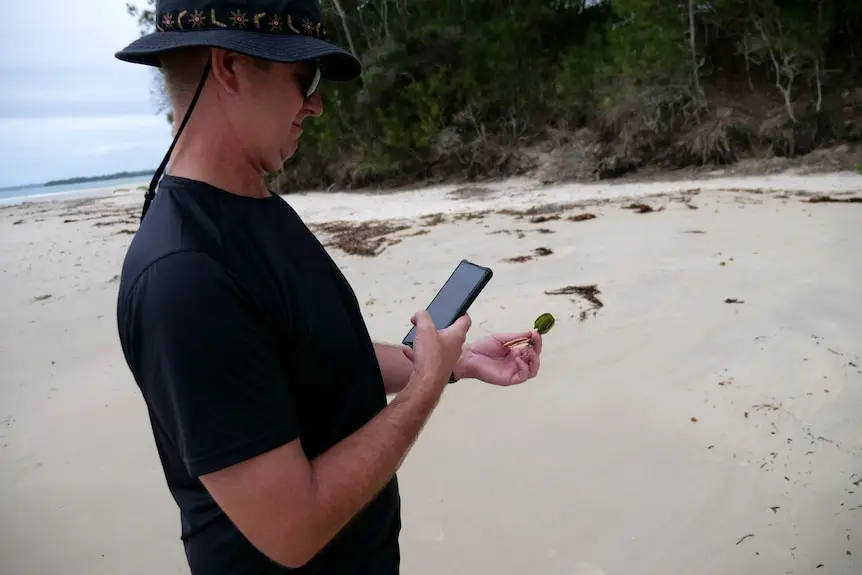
left=116, top=0, right=362, bottom=220
left=116, top=0, right=361, bottom=81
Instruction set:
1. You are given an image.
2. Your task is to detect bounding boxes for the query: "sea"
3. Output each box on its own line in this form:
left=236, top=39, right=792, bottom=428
left=0, top=174, right=154, bottom=203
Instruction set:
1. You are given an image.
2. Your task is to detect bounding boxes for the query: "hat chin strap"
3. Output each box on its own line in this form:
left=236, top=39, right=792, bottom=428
left=141, top=58, right=213, bottom=222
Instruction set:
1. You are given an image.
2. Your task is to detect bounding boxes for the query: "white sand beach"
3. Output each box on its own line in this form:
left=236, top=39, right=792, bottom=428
left=1, top=171, right=861, bottom=574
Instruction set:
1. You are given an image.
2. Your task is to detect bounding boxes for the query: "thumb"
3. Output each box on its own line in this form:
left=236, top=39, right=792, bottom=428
left=411, top=309, right=428, bottom=327
left=413, top=309, right=437, bottom=334
left=444, top=313, right=472, bottom=337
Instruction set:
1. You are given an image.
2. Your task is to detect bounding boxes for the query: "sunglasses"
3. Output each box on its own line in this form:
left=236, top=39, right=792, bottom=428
left=300, top=64, right=321, bottom=99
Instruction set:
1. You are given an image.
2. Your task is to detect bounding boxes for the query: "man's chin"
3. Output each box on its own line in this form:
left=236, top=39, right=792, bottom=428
left=276, top=143, right=299, bottom=167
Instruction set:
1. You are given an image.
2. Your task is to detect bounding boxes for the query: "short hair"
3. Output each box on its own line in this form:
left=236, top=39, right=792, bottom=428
left=158, top=48, right=275, bottom=117
left=159, top=47, right=212, bottom=114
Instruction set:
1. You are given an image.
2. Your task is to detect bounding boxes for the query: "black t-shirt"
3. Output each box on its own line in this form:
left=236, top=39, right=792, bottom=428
left=116, top=175, right=401, bottom=574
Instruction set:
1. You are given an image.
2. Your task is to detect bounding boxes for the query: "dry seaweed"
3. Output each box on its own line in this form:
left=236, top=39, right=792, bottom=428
left=545, top=284, right=604, bottom=321
left=529, top=214, right=560, bottom=223
left=806, top=196, right=862, bottom=204
left=313, top=220, right=410, bottom=257
left=622, top=202, right=663, bottom=214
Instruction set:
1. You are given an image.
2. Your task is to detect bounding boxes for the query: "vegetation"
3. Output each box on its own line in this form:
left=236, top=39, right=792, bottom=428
left=126, top=0, right=862, bottom=192
left=44, top=170, right=154, bottom=187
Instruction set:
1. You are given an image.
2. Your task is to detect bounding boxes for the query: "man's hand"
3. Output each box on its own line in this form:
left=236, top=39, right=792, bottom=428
left=402, top=310, right=471, bottom=396
left=401, top=327, right=543, bottom=387
left=453, top=330, right=542, bottom=386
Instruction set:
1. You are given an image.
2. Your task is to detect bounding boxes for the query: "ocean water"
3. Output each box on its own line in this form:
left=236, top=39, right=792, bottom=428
left=0, top=175, right=153, bottom=203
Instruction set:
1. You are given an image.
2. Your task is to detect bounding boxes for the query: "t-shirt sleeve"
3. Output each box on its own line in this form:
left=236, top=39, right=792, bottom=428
left=119, top=250, right=300, bottom=477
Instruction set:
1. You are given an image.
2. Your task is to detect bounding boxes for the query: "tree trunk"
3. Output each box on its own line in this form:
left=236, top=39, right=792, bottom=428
left=687, top=0, right=703, bottom=98
left=329, top=0, right=358, bottom=57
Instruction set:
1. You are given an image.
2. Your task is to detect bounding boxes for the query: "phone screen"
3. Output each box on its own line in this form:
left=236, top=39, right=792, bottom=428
left=402, top=260, right=492, bottom=346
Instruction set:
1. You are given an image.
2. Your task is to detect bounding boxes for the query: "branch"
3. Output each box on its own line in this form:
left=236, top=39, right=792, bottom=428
left=328, top=0, right=359, bottom=57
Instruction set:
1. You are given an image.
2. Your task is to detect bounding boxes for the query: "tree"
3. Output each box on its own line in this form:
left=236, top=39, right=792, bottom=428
left=125, top=1, right=172, bottom=123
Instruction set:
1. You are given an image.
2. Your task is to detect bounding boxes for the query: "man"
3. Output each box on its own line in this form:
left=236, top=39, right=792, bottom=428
left=114, top=1, right=543, bottom=573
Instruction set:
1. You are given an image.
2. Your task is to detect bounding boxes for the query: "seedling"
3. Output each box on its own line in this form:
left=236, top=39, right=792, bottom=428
left=504, top=313, right=555, bottom=349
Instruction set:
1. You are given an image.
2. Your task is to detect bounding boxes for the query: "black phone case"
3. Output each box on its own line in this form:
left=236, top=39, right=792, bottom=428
left=402, top=259, right=493, bottom=347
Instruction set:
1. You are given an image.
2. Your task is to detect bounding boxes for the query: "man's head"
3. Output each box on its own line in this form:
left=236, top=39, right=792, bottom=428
left=159, top=46, right=322, bottom=171
left=115, top=0, right=361, bottom=216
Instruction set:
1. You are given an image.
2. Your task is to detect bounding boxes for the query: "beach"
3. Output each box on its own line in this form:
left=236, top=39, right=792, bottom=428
left=1, top=171, right=861, bottom=574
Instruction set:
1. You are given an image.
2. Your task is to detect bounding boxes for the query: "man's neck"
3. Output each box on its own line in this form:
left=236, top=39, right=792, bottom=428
left=166, top=133, right=271, bottom=199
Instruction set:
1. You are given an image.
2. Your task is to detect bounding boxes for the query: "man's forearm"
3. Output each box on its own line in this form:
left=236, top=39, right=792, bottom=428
left=299, top=379, right=441, bottom=565
left=374, top=342, right=414, bottom=394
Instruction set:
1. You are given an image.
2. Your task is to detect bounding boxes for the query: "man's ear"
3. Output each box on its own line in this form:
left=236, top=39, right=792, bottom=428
left=210, top=48, right=241, bottom=95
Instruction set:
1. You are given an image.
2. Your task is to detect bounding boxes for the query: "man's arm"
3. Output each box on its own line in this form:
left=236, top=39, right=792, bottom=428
left=124, top=253, right=461, bottom=570
left=200, top=377, right=441, bottom=568
left=374, top=342, right=414, bottom=394
left=375, top=341, right=469, bottom=394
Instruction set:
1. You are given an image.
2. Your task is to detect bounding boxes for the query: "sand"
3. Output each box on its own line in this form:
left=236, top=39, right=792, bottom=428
left=1, top=172, right=861, bottom=574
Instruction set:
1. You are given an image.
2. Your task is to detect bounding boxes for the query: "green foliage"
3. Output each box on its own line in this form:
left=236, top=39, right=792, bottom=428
left=123, top=0, right=862, bottom=189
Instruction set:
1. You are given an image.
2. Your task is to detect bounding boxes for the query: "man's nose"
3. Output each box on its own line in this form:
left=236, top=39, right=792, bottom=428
left=304, top=91, right=323, bottom=117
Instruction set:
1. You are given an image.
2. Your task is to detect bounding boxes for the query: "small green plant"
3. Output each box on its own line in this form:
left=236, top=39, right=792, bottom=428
left=504, top=313, right=556, bottom=349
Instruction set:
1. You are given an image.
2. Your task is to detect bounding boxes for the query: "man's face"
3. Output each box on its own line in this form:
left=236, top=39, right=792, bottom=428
left=230, top=56, right=323, bottom=172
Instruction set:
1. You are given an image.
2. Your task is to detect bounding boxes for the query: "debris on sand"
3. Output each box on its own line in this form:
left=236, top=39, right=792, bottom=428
left=753, top=403, right=780, bottom=412
left=403, top=229, right=430, bottom=238
left=568, top=213, right=597, bottom=222
left=545, top=284, right=604, bottom=321
left=806, top=195, right=862, bottom=204
left=504, top=248, right=552, bottom=263
left=313, top=220, right=410, bottom=257
left=421, top=213, right=446, bottom=227
left=529, top=214, right=560, bottom=224
left=489, top=227, right=554, bottom=239
left=736, top=533, right=755, bottom=545
left=498, top=202, right=573, bottom=221
left=622, top=202, right=663, bottom=214
left=453, top=211, right=488, bottom=221
left=725, top=298, right=745, bottom=304
left=447, top=186, right=495, bottom=200
left=32, top=294, right=52, bottom=302
left=491, top=228, right=527, bottom=239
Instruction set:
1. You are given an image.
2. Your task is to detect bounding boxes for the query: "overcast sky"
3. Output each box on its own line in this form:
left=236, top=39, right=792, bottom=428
left=0, top=1, right=172, bottom=187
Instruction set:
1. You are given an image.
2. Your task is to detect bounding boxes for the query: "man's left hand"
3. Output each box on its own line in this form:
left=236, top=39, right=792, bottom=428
left=455, top=330, right=543, bottom=386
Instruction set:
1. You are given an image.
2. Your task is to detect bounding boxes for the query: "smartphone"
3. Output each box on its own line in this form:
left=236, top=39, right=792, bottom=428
left=402, top=259, right=493, bottom=347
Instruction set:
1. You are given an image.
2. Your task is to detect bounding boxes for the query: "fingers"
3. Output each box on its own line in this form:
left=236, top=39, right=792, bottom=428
left=511, top=356, right=531, bottom=385
left=530, top=329, right=543, bottom=355
left=412, top=309, right=436, bottom=335
left=494, top=331, right=532, bottom=345
left=451, top=313, right=472, bottom=334
left=442, top=313, right=472, bottom=341
left=411, top=309, right=429, bottom=326
left=401, top=345, right=414, bottom=362
left=512, top=342, right=541, bottom=379
left=525, top=348, right=541, bottom=378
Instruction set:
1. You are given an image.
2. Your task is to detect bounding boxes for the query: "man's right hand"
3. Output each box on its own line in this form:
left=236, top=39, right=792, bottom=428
left=406, top=310, right=472, bottom=393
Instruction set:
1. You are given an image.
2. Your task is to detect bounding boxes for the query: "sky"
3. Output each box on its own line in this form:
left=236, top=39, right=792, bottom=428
left=0, top=1, right=173, bottom=187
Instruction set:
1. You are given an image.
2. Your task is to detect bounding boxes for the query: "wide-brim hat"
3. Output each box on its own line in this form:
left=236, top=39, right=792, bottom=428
left=115, top=0, right=362, bottom=82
